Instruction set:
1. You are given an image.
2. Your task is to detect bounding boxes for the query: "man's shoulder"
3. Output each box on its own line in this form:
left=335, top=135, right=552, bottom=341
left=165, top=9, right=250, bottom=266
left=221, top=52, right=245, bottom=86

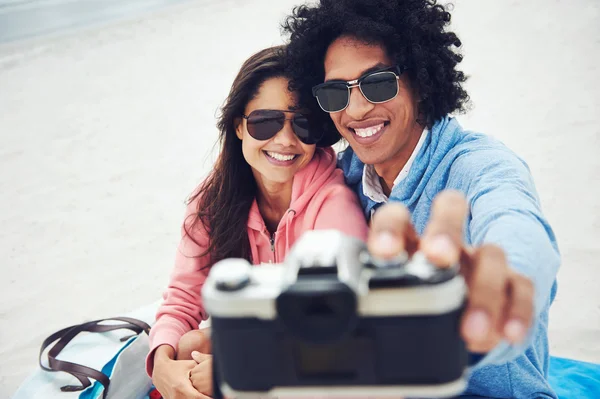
left=336, top=145, right=364, bottom=185
left=336, top=145, right=356, bottom=167
left=449, top=130, right=530, bottom=175
left=440, top=131, right=536, bottom=196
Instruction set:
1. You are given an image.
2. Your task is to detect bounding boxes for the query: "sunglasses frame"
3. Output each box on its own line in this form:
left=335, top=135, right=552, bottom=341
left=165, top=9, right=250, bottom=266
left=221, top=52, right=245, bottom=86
left=241, top=109, right=318, bottom=144
left=312, top=66, right=405, bottom=113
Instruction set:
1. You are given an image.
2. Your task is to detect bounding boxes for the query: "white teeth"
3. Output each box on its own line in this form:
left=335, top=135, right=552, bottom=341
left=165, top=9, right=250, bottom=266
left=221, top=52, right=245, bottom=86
left=354, top=123, right=384, bottom=138
left=266, top=151, right=296, bottom=161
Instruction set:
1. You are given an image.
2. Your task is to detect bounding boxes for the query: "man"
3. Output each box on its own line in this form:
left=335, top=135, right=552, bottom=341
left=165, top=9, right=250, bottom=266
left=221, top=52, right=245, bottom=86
left=283, top=0, right=561, bottom=397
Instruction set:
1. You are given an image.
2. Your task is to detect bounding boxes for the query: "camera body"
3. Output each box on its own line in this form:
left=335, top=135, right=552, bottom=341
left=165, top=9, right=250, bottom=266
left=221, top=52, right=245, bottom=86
left=202, top=230, right=468, bottom=398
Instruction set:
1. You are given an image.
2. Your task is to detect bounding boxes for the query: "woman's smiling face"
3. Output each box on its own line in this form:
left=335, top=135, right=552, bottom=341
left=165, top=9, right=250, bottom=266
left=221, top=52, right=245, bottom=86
left=236, top=76, right=316, bottom=186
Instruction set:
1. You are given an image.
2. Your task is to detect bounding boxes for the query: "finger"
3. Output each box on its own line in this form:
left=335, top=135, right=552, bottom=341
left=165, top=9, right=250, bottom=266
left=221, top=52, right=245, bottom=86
left=191, top=351, right=211, bottom=364
left=190, top=362, right=214, bottom=397
left=421, top=190, right=468, bottom=267
left=502, top=272, right=534, bottom=343
left=461, top=245, right=508, bottom=350
left=181, top=388, right=207, bottom=399
left=173, top=383, right=206, bottom=399
left=180, top=389, right=206, bottom=399
left=368, top=203, right=418, bottom=260
left=181, top=359, right=200, bottom=370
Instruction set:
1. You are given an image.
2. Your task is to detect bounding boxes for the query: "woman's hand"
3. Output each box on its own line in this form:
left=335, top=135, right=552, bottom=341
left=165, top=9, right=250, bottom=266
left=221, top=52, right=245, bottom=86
left=152, top=345, right=210, bottom=399
left=190, top=351, right=214, bottom=397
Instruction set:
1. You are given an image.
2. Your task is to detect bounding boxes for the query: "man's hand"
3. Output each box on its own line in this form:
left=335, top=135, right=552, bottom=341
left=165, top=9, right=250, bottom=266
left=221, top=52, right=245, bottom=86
left=368, top=190, right=534, bottom=352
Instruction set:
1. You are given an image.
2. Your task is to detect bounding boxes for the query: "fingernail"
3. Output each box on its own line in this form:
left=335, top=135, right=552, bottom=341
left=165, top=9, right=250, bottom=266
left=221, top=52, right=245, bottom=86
left=373, top=231, right=401, bottom=255
left=504, top=319, right=526, bottom=343
left=464, top=310, right=490, bottom=341
left=425, top=235, right=458, bottom=263
left=191, top=351, right=199, bottom=357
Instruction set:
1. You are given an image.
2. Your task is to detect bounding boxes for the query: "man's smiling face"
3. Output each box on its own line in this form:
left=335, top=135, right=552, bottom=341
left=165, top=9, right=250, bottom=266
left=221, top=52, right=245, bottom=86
left=323, top=35, right=423, bottom=171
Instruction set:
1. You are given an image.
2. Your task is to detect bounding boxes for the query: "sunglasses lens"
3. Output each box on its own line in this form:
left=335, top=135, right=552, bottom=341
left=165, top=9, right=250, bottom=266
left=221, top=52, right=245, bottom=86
left=360, top=72, right=398, bottom=103
left=314, top=82, right=349, bottom=113
left=292, top=115, right=318, bottom=144
left=246, top=110, right=284, bottom=140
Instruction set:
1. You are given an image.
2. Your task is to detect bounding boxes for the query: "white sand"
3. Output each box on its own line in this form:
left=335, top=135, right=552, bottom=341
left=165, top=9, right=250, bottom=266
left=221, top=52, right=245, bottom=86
left=0, top=0, right=598, bottom=397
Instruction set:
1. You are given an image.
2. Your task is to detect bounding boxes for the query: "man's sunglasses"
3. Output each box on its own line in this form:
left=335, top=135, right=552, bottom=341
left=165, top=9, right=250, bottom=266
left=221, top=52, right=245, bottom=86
left=242, top=109, right=319, bottom=144
left=312, top=66, right=405, bottom=113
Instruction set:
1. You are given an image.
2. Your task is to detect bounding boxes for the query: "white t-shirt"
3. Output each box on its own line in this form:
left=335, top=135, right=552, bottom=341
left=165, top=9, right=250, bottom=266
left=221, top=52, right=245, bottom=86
left=362, top=128, right=429, bottom=205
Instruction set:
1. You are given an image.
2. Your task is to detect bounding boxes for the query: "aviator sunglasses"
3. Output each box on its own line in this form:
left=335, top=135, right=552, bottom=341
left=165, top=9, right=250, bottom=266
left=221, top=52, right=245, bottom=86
left=312, top=66, right=405, bottom=113
left=242, top=109, right=320, bottom=145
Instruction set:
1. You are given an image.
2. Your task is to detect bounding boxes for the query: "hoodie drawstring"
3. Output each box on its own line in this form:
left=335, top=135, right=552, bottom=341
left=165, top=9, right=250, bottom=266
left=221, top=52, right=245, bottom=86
left=285, top=209, right=297, bottom=255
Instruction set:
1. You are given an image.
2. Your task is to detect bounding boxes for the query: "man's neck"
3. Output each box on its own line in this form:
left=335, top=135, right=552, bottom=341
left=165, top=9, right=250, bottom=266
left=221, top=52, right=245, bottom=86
left=374, top=123, right=424, bottom=196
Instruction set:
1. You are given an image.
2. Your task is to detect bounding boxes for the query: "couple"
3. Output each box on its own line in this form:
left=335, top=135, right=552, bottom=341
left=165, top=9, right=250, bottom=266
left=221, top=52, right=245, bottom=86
left=146, top=1, right=560, bottom=398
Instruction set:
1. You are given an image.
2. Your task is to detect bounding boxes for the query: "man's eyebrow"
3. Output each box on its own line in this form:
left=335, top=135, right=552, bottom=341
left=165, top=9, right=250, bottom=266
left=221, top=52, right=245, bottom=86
left=360, top=63, right=391, bottom=76
left=325, top=63, right=391, bottom=82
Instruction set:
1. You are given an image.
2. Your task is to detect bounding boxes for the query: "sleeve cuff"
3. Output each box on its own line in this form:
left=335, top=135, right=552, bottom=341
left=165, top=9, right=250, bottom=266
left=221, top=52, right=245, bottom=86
left=145, top=326, right=188, bottom=377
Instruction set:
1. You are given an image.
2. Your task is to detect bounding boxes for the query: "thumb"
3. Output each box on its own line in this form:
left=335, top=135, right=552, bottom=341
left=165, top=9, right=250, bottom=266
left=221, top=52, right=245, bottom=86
left=421, top=190, right=468, bottom=267
left=191, top=351, right=211, bottom=364
left=368, top=203, right=417, bottom=260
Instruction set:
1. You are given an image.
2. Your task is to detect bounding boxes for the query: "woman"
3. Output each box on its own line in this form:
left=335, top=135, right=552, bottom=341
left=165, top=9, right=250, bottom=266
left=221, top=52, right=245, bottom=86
left=146, top=45, right=368, bottom=398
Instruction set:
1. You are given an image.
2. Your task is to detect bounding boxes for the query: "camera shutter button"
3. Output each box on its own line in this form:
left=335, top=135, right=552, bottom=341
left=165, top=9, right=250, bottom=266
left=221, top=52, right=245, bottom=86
left=212, top=260, right=251, bottom=291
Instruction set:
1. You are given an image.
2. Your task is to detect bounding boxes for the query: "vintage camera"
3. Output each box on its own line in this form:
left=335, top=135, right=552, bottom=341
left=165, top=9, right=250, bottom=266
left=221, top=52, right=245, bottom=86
left=202, top=230, right=468, bottom=398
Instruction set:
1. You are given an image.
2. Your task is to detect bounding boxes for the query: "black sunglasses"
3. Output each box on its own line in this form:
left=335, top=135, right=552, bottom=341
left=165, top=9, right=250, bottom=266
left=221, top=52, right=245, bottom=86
left=242, top=109, right=319, bottom=145
left=312, top=66, right=405, bottom=113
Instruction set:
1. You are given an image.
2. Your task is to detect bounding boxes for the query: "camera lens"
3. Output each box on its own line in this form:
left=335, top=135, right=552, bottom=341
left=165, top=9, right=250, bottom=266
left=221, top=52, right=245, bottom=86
left=276, top=279, right=357, bottom=343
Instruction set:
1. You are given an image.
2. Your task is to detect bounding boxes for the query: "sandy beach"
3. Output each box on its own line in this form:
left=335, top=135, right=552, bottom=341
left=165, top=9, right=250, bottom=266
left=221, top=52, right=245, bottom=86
left=1, top=0, right=598, bottom=397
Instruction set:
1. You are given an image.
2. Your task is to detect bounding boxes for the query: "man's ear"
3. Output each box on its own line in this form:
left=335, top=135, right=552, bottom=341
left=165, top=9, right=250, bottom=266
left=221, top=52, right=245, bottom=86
left=235, top=117, right=243, bottom=140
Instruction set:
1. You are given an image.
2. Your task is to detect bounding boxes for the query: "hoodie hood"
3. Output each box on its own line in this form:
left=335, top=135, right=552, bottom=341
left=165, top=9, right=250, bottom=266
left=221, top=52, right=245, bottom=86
left=246, top=147, right=348, bottom=262
left=247, top=147, right=340, bottom=231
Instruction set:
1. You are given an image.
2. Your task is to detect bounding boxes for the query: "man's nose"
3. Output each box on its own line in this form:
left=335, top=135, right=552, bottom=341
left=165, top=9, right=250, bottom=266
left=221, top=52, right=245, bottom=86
left=344, top=86, right=375, bottom=120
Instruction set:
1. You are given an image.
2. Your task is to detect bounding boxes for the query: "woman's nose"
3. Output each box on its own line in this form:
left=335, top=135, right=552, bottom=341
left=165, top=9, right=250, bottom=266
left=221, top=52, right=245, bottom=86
left=272, top=120, right=297, bottom=146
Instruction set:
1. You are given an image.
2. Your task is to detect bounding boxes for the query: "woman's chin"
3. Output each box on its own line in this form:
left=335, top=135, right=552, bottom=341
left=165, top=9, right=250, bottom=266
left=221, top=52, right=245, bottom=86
left=253, top=168, right=296, bottom=187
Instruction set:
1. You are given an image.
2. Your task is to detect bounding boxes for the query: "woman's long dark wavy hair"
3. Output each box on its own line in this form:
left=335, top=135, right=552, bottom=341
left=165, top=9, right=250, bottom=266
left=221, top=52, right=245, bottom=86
left=184, top=46, right=338, bottom=266
left=282, top=0, right=470, bottom=135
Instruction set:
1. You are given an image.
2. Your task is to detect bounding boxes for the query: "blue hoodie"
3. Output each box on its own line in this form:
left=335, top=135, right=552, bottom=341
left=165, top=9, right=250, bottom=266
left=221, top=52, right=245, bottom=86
left=339, top=116, right=561, bottom=399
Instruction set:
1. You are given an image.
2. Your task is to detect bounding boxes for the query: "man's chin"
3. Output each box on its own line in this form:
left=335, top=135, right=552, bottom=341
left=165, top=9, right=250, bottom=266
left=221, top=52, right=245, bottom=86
left=352, top=149, right=387, bottom=167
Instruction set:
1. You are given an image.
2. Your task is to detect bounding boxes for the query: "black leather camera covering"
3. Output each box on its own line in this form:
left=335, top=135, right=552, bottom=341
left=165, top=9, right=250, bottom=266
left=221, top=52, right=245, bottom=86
left=211, top=306, right=467, bottom=392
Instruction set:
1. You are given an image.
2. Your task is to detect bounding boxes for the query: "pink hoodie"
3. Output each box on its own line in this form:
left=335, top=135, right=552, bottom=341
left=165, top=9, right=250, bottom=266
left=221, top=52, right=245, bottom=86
left=146, top=147, right=368, bottom=375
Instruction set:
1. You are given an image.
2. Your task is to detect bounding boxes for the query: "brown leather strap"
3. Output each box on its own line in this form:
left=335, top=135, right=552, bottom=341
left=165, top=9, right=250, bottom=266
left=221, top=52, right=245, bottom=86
left=39, top=317, right=151, bottom=398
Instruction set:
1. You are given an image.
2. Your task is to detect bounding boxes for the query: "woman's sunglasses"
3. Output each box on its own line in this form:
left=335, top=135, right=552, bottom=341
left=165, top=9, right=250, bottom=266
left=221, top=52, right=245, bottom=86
left=312, top=66, right=405, bottom=113
left=242, top=109, right=319, bottom=145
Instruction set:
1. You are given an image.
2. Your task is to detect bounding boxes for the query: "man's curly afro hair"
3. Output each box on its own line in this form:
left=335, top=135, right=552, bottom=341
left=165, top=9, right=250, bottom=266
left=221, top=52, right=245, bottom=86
left=282, top=0, right=470, bottom=142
